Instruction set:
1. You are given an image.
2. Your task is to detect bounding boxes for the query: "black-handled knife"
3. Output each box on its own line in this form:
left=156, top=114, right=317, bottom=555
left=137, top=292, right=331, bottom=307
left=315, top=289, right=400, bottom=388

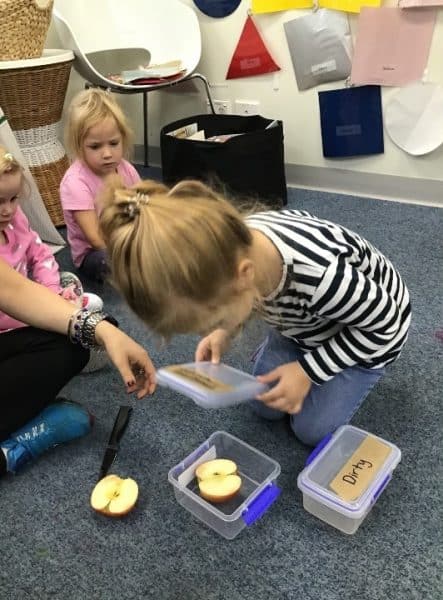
left=98, top=405, right=133, bottom=481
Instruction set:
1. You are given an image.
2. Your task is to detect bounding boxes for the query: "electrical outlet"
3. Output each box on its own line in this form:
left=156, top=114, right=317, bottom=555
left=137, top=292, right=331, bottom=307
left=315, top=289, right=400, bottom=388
left=235, top=100, right=260, bottom=116
left=206, top=99, right=232, bottom=115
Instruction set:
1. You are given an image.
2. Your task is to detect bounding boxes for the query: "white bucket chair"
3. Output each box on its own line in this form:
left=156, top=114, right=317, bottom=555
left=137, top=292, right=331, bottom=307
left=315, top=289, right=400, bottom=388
left=52, top=0, right=215, bottom=166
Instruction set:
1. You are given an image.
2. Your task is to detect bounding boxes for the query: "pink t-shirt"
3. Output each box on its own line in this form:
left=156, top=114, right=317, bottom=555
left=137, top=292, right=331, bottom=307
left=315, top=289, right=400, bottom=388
left=60, top=159, right=141, bottom=267
left=0, top=207, right=61, bottom=332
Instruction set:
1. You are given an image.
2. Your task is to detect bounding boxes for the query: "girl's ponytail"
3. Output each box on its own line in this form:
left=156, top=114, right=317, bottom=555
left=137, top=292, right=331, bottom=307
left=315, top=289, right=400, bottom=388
left=99, top=175, right=168, bottom=242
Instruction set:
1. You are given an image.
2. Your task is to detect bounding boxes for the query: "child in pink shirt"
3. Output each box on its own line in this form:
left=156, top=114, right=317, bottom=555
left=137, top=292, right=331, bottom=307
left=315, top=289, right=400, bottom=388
left=61, top=89, right=140, bottom=282
left=0, top=147, right=102, bottom=332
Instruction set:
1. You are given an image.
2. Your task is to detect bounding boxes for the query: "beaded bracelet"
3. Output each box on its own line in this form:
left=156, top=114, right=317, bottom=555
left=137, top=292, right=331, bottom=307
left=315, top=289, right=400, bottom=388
left=80, top=311, right=108, bottom=349
left=68, top=309, right=118, bottom=349
left=68, top=308, right=86, bottom=345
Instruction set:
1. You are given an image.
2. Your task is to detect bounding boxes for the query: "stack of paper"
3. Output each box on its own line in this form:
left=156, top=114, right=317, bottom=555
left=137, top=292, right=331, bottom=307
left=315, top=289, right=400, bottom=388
left=167, top=122, right=245, bottom=143
left=109, top=61, right=186, bottom=85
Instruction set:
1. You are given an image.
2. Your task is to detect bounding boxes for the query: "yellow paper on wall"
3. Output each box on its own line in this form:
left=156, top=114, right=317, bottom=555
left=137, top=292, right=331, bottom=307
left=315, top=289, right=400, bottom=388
left=252, top=0, right=380, bottom=13
left=319, top=0, right=381, bottom=13
left=252, top=0, right=313, bottom=14
left=329, top=435, right=392, bottom=502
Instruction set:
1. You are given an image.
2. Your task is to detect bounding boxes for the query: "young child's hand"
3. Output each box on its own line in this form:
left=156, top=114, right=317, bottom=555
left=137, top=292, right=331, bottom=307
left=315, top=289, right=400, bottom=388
left=195, top=328, right=232, bottom=363
left=256, top=362, right=312, bottom=414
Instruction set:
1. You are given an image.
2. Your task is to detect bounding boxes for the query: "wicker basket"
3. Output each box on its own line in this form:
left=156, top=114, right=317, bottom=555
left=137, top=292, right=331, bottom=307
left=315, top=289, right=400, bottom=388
left=0, top=60, right=72, bottom=130
left=0, top=55, right=73, bottom=226
left=29, top=155, right=70, bottom=227
left=0, top=0, right=54, bottom=61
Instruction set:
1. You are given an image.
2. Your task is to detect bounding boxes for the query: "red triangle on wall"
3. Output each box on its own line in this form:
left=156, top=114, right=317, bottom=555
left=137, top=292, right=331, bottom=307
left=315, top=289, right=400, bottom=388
left=226, top=16, right=280, bottom=80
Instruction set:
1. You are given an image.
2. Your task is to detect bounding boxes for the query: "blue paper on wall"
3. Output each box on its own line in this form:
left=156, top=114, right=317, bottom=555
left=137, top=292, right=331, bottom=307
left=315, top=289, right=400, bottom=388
left=193, top=0, right=241, bottom=17
left=318, top=86, right=384, bottom=158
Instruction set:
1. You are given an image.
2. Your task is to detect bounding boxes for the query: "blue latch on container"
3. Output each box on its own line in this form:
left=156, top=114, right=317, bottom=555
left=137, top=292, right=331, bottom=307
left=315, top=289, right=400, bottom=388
left=372, top=474, right=391, bottom=502
left=242, top=483, right=281, bottom=526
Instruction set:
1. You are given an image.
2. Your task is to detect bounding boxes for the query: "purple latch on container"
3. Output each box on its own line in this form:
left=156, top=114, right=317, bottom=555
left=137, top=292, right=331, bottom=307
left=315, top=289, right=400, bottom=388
left=242, top=483, right=281, bottom=526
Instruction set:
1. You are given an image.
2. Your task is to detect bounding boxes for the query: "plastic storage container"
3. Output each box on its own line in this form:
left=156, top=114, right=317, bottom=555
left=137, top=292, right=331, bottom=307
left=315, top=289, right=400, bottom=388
left=168, top=431, right=281, bottom=539
left=156, top=362, right=268, bottom=409
left=297, top=425, right=401, bottom=534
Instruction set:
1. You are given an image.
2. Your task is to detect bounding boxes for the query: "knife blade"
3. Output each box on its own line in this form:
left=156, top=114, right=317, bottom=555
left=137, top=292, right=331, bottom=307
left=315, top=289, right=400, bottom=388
left=98, top=405, right=133, bottom=481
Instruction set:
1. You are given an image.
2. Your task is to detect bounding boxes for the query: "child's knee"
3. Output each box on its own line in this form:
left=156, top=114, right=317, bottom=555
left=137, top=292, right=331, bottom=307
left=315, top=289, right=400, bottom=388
left=289, top=415, right=331, bottom=447
left=80, top=250, right=109, bottom=283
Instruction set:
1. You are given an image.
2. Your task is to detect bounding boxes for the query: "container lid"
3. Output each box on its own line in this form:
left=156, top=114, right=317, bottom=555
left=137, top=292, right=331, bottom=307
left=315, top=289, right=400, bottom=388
left=297, top=425, right=401, bottom=518
left=156, top=362, right=268, bottom=409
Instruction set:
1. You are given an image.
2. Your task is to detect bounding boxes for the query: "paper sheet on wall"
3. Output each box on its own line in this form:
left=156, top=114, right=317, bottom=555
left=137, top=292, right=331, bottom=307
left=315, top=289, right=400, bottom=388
left=350, top=7, right=437, bottom=87
left=252, top=0, right=380, bottom=11
left=284, top=9, right=352, bottom=91
left=319, top=0, right=380, bottom=13
left=226, top=16, right=280, bottom=79
left=385, top=82, right=443, bottom=156
left=318, top=86, right=384, bottom=158
left=252, top=0, right=312, bottom=13
left=399, top=0, right=443, bottom=6
left=0, top=109, right=64, bottom=249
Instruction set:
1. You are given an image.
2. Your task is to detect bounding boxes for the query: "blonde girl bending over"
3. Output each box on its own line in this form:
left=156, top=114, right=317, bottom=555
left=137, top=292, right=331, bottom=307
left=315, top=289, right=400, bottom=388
left=100, top=178, right=411, bottom=446
left=61, top=88, right=140, bottom=282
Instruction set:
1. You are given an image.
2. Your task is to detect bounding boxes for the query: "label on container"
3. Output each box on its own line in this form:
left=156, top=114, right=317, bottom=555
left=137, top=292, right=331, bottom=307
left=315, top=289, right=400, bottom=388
left=164, top=366, right=233, bottom=393
left=178, top=446, right=217, bottom=487
left=329, top=436, right=392, bottom=502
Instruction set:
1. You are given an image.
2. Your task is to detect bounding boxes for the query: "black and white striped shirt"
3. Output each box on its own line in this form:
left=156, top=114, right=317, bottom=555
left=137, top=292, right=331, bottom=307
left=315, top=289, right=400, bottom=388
left=246, top=210, right=411, bottom=385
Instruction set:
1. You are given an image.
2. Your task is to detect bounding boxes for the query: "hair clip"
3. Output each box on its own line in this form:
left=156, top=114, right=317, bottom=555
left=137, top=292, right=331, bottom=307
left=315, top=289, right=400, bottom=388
left=124, top=193, right=149, bottom=219
left=134, top=192, right=149, bottom=206
left=125, top=202, right=139, bottom=219
left=115, top=189, right=150, bottom=220
left=4, top=152, right=13, bottom=162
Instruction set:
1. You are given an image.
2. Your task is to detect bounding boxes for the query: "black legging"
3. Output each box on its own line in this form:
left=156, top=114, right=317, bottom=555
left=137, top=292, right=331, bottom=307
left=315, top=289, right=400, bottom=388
left=0, top=326, right=89, bottom=442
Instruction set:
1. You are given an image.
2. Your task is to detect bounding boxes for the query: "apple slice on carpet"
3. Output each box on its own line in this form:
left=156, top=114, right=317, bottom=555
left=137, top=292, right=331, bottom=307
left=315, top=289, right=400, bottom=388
left=195, top=459, right=242, bottom=504
left=90, top=474, right=138, bottom=517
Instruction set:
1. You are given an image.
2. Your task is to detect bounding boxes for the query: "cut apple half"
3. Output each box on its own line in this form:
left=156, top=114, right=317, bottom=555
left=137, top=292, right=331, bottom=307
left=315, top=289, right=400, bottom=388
left=90, top=474, right=138, bottom=517
left=195, top=458, right=242, bottom=504
left=195, top=458, right=237, bottom=481
left=198, top=474, right=242, bottom=503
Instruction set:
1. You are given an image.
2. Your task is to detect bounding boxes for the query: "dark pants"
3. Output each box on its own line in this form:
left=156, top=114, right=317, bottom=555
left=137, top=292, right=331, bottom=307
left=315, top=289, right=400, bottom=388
left=0, top=327, right=89, bottom=441
left=78, top=249, right=109, bottom=283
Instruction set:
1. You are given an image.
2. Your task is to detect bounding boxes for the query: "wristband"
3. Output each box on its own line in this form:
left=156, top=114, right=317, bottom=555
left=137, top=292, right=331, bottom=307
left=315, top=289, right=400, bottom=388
left=68, top=309, right=119, bottom=349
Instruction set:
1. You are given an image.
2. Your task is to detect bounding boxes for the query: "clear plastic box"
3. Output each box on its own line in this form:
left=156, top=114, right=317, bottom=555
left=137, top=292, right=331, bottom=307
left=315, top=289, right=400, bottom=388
left=157, top=362, right=268, bottom=409
left=168, top=431, right=281, bottom=539
left=297, top=425, right=401, bottom=534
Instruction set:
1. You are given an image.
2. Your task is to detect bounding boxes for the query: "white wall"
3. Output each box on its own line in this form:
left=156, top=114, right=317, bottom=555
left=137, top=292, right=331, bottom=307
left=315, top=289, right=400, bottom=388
left=46, top=0, right=443, bottom=204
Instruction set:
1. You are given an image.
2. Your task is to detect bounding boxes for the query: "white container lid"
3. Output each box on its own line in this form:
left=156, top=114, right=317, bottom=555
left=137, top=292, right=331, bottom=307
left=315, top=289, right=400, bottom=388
left=156, top=362, right=268, bottom=409
left=297, top=425, right=401, bottom=519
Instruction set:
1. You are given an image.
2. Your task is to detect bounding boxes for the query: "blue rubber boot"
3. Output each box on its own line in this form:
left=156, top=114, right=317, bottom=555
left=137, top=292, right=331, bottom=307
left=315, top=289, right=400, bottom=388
left=0, top=400, right=93, bottom=474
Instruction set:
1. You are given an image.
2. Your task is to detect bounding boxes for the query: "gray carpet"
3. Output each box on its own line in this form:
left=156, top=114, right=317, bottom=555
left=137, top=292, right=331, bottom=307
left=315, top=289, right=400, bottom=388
left=1, top=183, right=441, bottom=600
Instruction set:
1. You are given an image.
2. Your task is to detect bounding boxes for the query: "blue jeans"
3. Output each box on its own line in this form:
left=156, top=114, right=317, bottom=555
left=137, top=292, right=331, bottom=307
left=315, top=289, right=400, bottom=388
left=251, top=330, right=385, bottom=446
